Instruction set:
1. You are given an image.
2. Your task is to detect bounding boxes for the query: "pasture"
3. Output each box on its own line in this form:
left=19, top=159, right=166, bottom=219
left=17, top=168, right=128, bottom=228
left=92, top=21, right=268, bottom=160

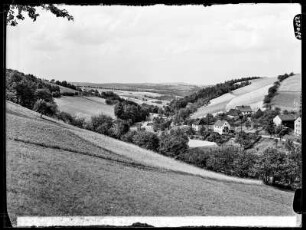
left=54, top=96, right=115, bottom=120
left=191, top=77, right=278, bottom=118
left=6, top=101, right=295, bottom=226
left=97, top=88, right=171, bottom=107
left=271, top=74, right=301, bottom=111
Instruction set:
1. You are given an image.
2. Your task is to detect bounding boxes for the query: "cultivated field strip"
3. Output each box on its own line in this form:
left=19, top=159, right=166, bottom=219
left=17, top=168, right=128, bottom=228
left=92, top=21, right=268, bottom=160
left=191, top=77, right=278, bottom=118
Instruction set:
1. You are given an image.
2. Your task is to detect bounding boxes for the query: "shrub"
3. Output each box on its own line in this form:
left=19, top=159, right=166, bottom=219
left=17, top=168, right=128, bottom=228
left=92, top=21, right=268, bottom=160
left=158, top=129, right=189, bottom=157
left=132, top=131, right=159, bottom=152
left=61, top=92, right=75, bottom=96
left=90, top=114, right=114, bottom=134
left=120, top=130, right=138, bottom=143
left=33, top=99, right=58, bottom=117
left=35, top=88, right=53, bottom=103
left=70, top=116, right=86, bottom=128
left=57, top=111, right=74, bottom=123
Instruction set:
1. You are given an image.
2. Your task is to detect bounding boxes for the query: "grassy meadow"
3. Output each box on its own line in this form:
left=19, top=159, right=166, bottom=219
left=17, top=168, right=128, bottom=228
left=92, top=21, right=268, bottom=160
left=191, top=77, right=278, bottom=118
left=271, top=74, right=301, bottom=111
left=6, top=101, right=296, bottom=226
left=54, top=96, right=115, bottom=120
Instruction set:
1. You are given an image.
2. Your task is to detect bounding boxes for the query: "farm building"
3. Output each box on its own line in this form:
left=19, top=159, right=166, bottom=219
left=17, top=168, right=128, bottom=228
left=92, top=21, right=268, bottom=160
left=192, top=119, right=206, bottom=132
left=235, top=105, right=253, bottom=116
left=273, top=114, right=297, bottom=129
left=227, top=108, right=240, bottom=118
left=213, top=120, right=231, bottom=135
left=294, top=117, right=301, bottom=136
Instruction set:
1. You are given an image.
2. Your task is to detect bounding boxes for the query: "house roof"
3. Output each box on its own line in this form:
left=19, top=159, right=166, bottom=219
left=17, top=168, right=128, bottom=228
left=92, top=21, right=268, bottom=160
left=277, top=114, right=297, bottom=121
left=227, top=109, right=240, bottom=116
left=236, top=105, right=252, bottom=112
left=214, top=120, right=229, bottom=127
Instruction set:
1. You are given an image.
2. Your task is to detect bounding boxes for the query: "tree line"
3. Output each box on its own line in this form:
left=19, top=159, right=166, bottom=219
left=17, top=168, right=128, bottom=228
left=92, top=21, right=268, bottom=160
left=263, top=72, right=294, bottom=109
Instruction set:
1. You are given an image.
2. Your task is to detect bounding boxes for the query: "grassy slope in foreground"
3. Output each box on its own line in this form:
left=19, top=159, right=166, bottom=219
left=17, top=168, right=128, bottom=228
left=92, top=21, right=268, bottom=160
left=54, top=96, right=115, bottom=120
left=6, top=101, right=295, bottom=226
left=191, top=77, right=277, bottom=118
left=270, top=74, right=301, bottom=111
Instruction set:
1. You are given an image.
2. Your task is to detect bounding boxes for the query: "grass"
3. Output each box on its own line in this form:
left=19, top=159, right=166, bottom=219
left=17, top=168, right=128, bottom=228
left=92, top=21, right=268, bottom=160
left=191, top=77, right=278, bottom=118
left=271, top=74, right=301, bottom=111
left=97, top=88, right=170, bottom=107
left=188, top=139, right=218, bottom=148
left=6, top=101, right=296, bottom=226
left=54, top=96, right=115, bottom=120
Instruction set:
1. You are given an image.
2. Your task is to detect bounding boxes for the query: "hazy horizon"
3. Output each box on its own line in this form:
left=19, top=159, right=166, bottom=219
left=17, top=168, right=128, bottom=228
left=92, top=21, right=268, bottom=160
left=7, top=4, right=301, bottom=85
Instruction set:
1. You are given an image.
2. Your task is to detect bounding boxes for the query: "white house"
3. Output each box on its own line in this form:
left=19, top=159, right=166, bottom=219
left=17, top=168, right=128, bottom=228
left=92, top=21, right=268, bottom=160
left=213, top=120, right=231, bottom=135
left=192, top=119, right=206, bottom=132
left=235, top=105, right=253, bottom=116
left=294, top=117, right=301, bottom=136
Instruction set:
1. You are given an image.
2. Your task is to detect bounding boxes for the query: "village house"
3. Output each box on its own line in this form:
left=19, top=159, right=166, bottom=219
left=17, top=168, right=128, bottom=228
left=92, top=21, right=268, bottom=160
left=273, top=114, right=297, bottom=129
left=294, top=116, right=301, bottom=136
left=235, top=105, right=253, bottom=116
left=213, top=120, right=231, bottom=135
left=227, top=108, right=240, bottom=118
left=192, top=119, right=206, bottom=132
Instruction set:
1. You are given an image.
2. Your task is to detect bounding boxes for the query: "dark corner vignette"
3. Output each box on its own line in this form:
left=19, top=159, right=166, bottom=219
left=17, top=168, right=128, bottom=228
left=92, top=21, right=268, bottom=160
left=1, top=0, right=304, bottom=228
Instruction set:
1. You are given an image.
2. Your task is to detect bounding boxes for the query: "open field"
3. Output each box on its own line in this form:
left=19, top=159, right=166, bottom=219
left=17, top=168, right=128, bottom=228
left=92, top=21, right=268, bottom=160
left=271, top=74, right=301, bottom=111
left=73, top=82, right=200, bottom=97
left=54, top=96, right=115, bottom=120
left=96, top=88, right=173, bottom=107
left=188, top=139, right=218, bottom=148
left=6, top=101, right=295, bottom=226
left=191, top=77, right=278, bottom=118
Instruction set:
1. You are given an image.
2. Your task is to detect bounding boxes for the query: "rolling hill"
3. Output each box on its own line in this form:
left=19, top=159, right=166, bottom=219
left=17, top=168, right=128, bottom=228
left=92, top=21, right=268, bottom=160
left=191, top=76, right=278, bottom=118
left=6, top=101, right=295, bottom=226
left=54, top=96, right=115, bottom=120
left=270, top=74, right=301, bottom=111
left=72, top=82, right=201, bottom=97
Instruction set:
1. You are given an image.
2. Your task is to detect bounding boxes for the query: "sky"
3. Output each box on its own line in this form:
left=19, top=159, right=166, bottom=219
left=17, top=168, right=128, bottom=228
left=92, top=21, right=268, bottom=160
left=6, top=4, right=301, bottom=85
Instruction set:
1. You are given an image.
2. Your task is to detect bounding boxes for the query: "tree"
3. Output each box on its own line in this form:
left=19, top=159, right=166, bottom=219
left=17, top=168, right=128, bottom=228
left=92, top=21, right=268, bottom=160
left=33, top=99, right=57, bottom=117
left=110, top=119, right=130, bottom=139
left=90, top=114, right=113, bottom=135
left=132, top=131, right=159, bottom=152
left=159, top=129, right=189, bottom=157
left=6, top=4, right=73, bottom=26
left=14, top=80, right=37, bottom=109
left=265, top=120, right=276, bottom=137
left=35, top=88, right=53, bottom=103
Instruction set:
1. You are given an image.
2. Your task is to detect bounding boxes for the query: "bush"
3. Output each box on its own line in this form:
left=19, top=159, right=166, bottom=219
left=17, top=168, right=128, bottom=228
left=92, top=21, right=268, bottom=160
left=158, top=129, right=189, bottom=157
left=57, top=111, right=74, bottom=123
left=90, top=114, right=114, bottom=134
left=52, top=91, right=61, bottom=98
left=120, top=130, right=138, bottom=143
left=61, top=92, right=75, bottom=96
left=33, top=99, right=58, bottom=117
left=35, top=88, right=53, bottom=103
left=70, top=116, right=86, bottom=128
left=132, top=131, right=160, bottom=152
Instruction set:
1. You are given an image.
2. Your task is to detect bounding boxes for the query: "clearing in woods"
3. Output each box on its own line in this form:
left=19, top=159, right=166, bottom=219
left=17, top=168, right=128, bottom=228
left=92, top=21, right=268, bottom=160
left=6, top=101, right=295, bottom=226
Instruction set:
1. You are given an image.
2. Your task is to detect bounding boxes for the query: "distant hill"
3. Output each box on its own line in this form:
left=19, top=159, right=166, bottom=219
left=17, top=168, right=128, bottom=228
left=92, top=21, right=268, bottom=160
left=71, top=82, right=202, bottom=97
left=191, top=76, right=278, bottom=118
left=270, top=74, right=301, bottom=111
left=6, top=100, right=295, bottom=225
